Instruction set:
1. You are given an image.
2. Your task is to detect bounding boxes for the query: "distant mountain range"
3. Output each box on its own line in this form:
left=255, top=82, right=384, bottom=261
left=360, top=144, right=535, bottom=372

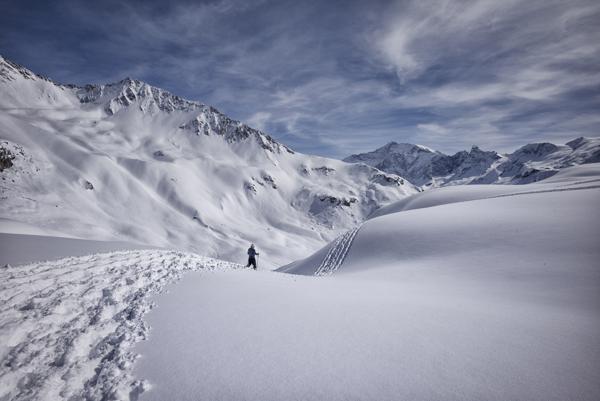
left=344, top=138, right=600, bottom=187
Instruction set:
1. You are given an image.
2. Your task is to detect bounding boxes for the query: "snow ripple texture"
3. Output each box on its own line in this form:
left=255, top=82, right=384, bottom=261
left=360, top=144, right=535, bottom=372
left=315, top=227, right=360, bottom=276
left=0, top=249, right=241, bottom=401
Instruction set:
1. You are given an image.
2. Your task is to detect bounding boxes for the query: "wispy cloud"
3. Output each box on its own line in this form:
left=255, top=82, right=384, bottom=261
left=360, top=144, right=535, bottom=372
left=1, top=0, right=599, bottom=157
left=366, top=0, right=600, bottom=152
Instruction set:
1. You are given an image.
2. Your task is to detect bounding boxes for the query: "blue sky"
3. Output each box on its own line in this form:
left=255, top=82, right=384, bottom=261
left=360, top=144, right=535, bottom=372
left=1, top=0, right=599, bottom=158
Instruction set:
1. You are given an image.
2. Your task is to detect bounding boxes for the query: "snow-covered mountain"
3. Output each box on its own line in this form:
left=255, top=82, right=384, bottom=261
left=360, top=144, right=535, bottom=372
left=344, top=137, right=600, bottom=187
left=0, top=55, right=417, bottom=268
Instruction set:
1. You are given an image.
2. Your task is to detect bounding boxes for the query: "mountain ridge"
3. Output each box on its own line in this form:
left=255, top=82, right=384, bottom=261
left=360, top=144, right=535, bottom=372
left=0, top=55, right=294, bottom=155
left=0, top=55, right=416, bottom=268
left=344, top=137, right=600, bottom=187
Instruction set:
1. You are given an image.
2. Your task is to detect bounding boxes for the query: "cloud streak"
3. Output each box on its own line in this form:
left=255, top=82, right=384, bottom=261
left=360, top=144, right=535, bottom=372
left=1, top=0, right=599, bottom=157
left=367, top=0, right=600, bottom=151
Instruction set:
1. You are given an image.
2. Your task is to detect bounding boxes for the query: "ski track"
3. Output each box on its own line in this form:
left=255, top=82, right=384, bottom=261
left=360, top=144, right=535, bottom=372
left=315, top=227, right=360, bottom=276
left=317, top=184, right=600, bottom=276
left=0, top=249, right=242, bottom=401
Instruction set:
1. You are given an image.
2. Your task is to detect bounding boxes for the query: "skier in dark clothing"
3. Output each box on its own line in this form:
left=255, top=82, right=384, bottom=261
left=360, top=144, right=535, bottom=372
left=247, top=244, right=259, bottom=270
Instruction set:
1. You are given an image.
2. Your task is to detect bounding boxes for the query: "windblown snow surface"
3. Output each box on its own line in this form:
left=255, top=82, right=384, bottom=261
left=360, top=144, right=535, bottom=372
left=1, top=165, right=599, bottom=400
left=127, top=164, right=599, bottom=401
left=0, top=249, right=241, bottom=401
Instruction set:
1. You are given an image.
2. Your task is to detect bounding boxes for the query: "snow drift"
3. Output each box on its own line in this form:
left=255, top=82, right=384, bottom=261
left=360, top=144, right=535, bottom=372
left=137, top=165, right=600, bottom=401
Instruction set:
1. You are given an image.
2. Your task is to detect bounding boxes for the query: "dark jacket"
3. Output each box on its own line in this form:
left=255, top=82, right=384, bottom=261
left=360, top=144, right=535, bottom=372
left=248, top=247, right=258, bottom=257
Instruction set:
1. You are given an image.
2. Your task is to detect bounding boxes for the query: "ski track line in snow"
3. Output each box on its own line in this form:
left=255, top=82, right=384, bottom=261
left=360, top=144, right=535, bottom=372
left=313, top=185, right=600, bottom=276
left=0, top=249, right=242, bottom=401
left=315, top=226, right=360, bottom=276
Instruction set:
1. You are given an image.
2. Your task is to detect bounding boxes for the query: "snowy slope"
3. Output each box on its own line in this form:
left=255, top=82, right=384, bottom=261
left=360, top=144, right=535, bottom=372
left=0, top=232, right=158, bottom=266
left=0, top=55, right=416, bottom=268
left=344, top=137, right=600, bottom=187
left=0, top=249, right=241, bottom=401
left=2, top=160, right=598, bottom=401
left=282, top=164, right=600, bottom=275
left=369, top=163, right=600, bottom=218
left=136, top=164, right=600, bottom=401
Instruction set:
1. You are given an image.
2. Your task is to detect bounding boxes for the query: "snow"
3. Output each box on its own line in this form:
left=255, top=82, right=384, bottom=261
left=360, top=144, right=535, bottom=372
left=134, top=165, right=600, bottom=401
left=0, top=233, right=157, bottom=266
left=540, top=162, right=600, bottom=183
left=0, top=249, right=241, bottom=401
left=0, top=217, right=71, bottom=237
left=5, top=186, right=599, bottom=400
left=369, top=163, right=600, bottom=218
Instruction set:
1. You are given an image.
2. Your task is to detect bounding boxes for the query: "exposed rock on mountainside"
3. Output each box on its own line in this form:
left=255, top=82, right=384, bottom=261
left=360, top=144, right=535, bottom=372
left=0, top=147, right=15, bottom=172
left=345, top=138, right=600, bottom=187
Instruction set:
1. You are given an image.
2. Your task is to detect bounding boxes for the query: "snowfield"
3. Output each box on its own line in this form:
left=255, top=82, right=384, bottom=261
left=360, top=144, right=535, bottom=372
left=135, top=165, right=599, bottom=401
left=1, top=165, right=599, bottom=401
left=0, top=232, right=158, bottom=267
left=0, top=250, right=241, bottom=401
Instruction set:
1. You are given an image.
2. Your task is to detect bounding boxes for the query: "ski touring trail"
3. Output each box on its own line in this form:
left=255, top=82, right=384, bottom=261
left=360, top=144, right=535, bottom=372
left=314, top=226, right=360, bottom=276
left=0, top=249, right=241, bottom=401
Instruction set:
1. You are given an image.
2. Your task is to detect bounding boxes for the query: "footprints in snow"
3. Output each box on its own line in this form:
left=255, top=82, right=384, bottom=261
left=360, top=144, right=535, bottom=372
left=0, top=249, right=242, bottom=401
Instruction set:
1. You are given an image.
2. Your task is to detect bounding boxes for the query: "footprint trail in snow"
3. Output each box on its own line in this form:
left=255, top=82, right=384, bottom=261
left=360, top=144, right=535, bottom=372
left=0, top=249, right=241, bottom=401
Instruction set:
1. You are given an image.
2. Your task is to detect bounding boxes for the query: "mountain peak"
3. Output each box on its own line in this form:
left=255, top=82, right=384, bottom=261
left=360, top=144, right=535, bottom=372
left=512, top=142, right=559, bottom=158
left=119, top=76, right=136, bottom=84
left=566, top=136, right=589, bottom=150
left=75, top=77, right=203, bottom=115
left=378, top=142, right=436, bottom=155
left=0, top=55, right=48, bottom=83
left=0, top=55, right=298, bottom=156
left=179, top=112, right=294, bottom=154
left=345, top=137, right=600, bottom=187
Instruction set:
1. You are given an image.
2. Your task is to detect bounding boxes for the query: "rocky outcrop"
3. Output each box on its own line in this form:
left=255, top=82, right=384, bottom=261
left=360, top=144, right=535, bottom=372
left=0, top=147, right=15, bottom=172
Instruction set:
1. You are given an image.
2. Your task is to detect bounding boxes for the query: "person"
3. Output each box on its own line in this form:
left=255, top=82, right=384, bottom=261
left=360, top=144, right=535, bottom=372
left=246, top=244, right=259, bottom=270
